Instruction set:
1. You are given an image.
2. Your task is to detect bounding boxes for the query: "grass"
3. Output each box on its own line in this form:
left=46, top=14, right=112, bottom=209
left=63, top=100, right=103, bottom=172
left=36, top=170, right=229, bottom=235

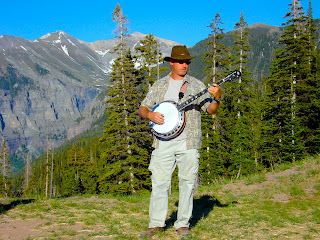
left=1, top=156, right=320, bottom=239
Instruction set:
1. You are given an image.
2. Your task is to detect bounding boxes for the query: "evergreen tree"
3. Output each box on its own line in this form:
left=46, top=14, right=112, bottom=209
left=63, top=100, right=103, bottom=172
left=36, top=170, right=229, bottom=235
left=200, top=13, right=230, bottom=184
left=63, top=145, right=88, bottom=195
left=26, top=156, right=43, bottom=196
left=261, top=0, right=317, bottom=164
left=99, top=50, right=151, bottom=194
left=45, top=140, right=50, bottom=197
left=99, top=4, right=150, bottom=194
left=55, top=139, right=100, bottom=196
left=24, top=153, right=31, bottom=192
left=315, top=47, right=320, bottom=153
left=219, top=12, right=256, bottom=176
left=302, top=0, right=320, bottom=154
left=0, top=141, right=12, bottom=197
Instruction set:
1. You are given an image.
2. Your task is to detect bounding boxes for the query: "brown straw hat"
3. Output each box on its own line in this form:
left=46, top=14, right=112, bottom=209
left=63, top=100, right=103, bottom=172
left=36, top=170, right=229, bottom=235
left=164, top=45, right=195, bottom=61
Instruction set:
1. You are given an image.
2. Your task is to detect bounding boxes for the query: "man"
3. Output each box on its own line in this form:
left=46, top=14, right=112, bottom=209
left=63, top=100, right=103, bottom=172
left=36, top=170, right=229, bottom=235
left=139, top=45, right=221, bottom=238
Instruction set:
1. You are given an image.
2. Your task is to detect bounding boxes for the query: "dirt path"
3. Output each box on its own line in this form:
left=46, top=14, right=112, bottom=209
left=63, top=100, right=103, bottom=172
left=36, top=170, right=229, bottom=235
left=0, top=215, right=47, bottom=240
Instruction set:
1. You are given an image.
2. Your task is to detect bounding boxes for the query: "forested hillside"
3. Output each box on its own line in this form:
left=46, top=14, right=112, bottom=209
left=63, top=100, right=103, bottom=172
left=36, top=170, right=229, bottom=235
left=0, top=0, right=319, bottom=198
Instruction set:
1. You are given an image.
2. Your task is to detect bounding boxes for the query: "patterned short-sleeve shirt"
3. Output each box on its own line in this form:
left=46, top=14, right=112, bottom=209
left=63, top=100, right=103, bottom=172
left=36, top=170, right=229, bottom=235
left=141, top=73, right=212, bottom=149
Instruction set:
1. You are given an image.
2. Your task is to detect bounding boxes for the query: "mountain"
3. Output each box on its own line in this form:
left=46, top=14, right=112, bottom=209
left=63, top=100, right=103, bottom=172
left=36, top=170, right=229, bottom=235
left=187, top=23, right=284, bottom=82
left=0, top=31, right=180, bottom=171
left=187, top=20, right=320, bottom=82
left=0, top=32, right=105, bottom=159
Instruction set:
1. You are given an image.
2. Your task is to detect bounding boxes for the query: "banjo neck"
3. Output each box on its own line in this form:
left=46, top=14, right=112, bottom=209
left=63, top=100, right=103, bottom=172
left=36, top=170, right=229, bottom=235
left=177, top=88, right=208, bottom=111
left=177, top=70, right=241, bottom=111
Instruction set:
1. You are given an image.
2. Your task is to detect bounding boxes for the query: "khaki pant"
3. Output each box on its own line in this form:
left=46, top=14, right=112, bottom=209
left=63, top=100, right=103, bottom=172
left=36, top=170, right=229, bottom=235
left=148, top=139, right=199, bottom=229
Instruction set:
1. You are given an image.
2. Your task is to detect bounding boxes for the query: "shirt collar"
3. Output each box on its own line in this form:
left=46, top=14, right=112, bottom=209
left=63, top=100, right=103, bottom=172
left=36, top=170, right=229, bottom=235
left=167, top=72, right=190, bottom=83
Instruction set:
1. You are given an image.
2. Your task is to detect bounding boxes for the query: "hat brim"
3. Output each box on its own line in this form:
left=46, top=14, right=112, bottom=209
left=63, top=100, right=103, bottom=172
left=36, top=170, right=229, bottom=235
left=164, top=55, right=195, bottom=61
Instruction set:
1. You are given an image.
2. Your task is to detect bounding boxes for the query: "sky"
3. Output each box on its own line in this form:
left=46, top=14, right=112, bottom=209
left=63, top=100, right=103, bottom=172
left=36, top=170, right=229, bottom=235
left=1, top=0, right=319, bottom=47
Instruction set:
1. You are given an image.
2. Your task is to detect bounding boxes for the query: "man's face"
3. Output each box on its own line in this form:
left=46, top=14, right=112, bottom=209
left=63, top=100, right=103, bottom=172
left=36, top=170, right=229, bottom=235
left=170, top=59, right=191, bottom=79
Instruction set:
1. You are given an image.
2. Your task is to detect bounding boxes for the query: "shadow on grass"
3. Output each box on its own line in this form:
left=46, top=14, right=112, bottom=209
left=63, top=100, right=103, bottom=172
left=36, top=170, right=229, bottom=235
left=166, top=194, right=235, bottom=229
left=0, top=199, right=35, bottom=214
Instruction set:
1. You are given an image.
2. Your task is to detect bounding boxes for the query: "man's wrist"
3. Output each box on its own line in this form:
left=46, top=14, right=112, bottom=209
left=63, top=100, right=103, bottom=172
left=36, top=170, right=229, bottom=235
left=146, top=110, right=152, bottom=120
left=213, top=96, right=221, bottom=103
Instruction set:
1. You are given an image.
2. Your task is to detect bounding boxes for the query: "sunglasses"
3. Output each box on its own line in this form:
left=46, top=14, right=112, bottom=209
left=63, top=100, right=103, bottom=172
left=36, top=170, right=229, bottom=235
left=174, top=60, right=191, bottom=65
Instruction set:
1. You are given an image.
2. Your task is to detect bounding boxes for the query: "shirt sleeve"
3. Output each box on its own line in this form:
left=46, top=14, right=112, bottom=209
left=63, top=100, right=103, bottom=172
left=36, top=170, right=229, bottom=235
left=140, top=83, right=159, bottom=111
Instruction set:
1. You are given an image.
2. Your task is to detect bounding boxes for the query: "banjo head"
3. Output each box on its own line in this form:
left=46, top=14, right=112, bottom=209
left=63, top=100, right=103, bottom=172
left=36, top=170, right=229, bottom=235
left=150, top=101, right=185, bottom=139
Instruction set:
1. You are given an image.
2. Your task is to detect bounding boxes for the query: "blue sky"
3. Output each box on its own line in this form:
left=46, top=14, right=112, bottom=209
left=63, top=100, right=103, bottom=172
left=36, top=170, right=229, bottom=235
left=1, top=0, right=319, bottom=47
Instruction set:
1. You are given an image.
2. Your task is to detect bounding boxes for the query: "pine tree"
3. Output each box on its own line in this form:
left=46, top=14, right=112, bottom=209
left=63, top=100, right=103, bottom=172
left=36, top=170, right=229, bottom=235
left=200, top=13, right=230, bottom=184
left=63, top=145, right=88, bottom=195
left=301, top=0, right=320, bottom=154
left=99, top=50, right=151, bottom=194
left=261, top=0, right=317, bottom=164
left=50, top=147, right=54, bottom=197
left=220, top=12, right=256, bottom=176
left=24, top=153, right=31, bottom=191
left=314, top=47, right=320, bottom=153
left=25, top=156, right=42, bottom=196
left=45, top=138, right=50, bottom=197
left=0, top=141, right=12, bottom=197
left=99, top=4, right=150, bottom=194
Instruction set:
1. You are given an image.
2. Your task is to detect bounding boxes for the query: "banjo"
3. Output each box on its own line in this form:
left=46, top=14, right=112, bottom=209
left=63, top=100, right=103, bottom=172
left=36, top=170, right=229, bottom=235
left=150, top=70, right=241, bottom=140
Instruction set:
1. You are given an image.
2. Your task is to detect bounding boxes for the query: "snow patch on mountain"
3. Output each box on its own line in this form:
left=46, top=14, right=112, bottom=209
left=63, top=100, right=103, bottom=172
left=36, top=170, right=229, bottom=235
left=61, top=45, right=69, bottom=56
left=96, top=49, right=110, bottom=57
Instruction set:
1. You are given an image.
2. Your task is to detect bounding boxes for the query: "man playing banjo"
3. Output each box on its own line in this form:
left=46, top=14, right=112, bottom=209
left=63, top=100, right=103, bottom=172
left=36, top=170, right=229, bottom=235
left=139, top=45, right=221, bottom=238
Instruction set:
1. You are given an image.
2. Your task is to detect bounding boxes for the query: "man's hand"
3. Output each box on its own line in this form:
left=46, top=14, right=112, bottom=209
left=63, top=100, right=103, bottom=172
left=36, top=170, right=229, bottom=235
left=148, top=111, right=164, bottom=125
left=206, top=84, right=221, bottom=115
left=139, top=106, right=164, bottom=125
left=208, top=84, right=221, bottom=101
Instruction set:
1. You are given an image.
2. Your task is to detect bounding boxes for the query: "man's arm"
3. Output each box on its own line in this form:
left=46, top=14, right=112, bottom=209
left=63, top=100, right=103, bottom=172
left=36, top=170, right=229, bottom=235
left=206, top=101, right=220, bottom=115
